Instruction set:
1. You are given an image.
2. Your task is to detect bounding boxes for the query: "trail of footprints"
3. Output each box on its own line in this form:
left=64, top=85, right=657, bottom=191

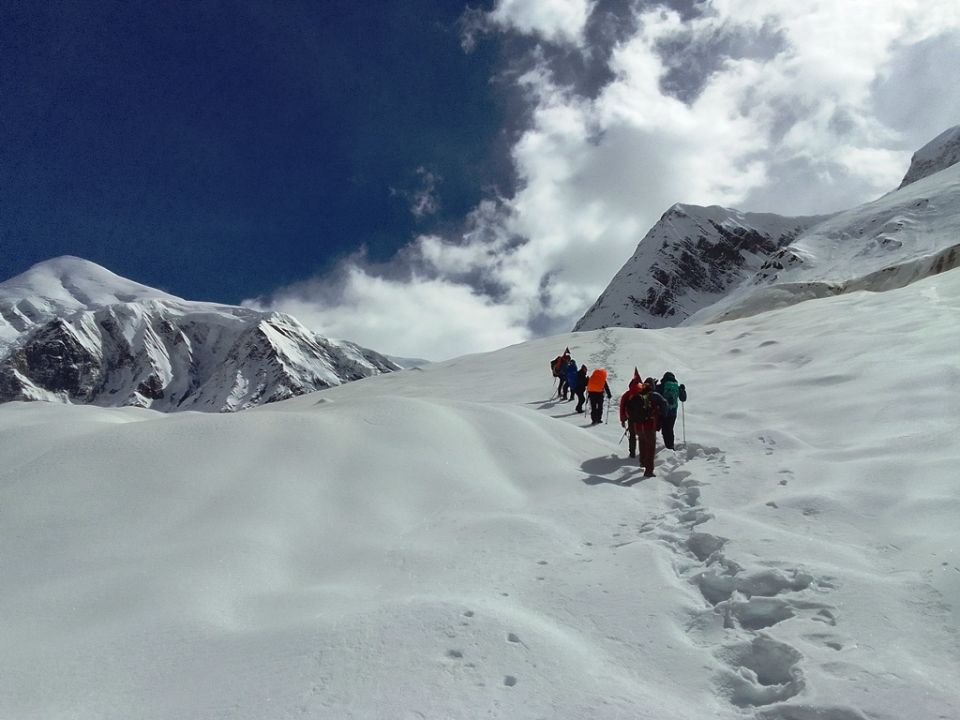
left=633, top=446, right=857, bottom=718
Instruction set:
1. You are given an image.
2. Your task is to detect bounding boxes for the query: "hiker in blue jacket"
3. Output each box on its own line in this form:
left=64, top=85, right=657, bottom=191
left=564, top=359, right=579, bottom=404
left=655, top=371, right=687, bottom=450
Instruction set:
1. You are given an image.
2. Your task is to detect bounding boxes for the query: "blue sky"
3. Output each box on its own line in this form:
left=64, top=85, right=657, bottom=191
left=2, top=1, right=512, bottom=300
left=3, top=1, right=960, bottom=359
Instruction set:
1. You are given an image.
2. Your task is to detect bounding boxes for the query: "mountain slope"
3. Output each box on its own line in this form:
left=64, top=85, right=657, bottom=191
left=689, top=159, right=960, bottom=325
left=0, top=258, right=399, bottom=411
left=574, top=205, right=828, bottom=331
left=1, top=265, right=958, bottom=719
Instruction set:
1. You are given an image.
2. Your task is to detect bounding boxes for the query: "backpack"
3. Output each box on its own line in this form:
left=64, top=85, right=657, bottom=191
left=586, top=369, right=608, bottom=393
left=626, top=392, right=655, bottom=423
left=660, top=380, right=680, bottom=412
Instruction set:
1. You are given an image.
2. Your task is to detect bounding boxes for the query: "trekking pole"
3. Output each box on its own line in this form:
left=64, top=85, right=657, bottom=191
left=681, top=401, right=686, bottom=449
left=605, top=396, right=611, bottom=424
left=618, top=427, right=627, bottom=444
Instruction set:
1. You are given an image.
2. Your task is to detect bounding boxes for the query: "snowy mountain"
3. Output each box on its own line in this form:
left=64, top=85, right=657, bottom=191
left=2, top=263, right=958, bottom=719
left=690, top=155, right=960, bottom=325
left=898, top=124, right=960, bottom=189
left=574, top=205, right=828, bottom=331
left=0, top=255, right=177, bottom=348
left=577, top=126, right=960, bottom=333
left=0, top=257, right=399, bottom=411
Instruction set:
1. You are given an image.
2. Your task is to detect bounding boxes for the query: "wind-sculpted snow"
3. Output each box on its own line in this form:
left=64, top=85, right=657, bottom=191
left=1, top=266, right=958, bottom=719
left=0, top=258, right=399, bottom=411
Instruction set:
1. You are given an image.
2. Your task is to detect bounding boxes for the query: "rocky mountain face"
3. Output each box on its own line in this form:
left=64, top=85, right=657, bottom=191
left=576, top=125, right=960, bottom=332
left=573, top=205, right=829, bottom=331
left=0, top=258, right=399, bottom=411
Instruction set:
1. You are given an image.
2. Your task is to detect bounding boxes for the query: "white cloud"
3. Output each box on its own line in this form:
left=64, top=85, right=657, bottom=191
left=245, top=262, right=530, bottom=362
left=488, top=0, right=594, bottom=45
left=250, top=1, right=960, bottom=360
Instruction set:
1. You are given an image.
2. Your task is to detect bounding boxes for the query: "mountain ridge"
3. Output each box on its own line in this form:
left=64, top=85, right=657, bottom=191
left=0, top=257, right=399, bottom=411
left=576, top=125, right=960, bottom=332
left=574, top=204, right=829, bottom=331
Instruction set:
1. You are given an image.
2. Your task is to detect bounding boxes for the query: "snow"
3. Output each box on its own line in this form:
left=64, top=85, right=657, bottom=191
left=2, top=264, right=958, bottom=719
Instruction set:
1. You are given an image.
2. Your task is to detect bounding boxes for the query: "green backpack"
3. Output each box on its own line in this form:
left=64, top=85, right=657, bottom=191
left=661, top=380, right=680, bottom=412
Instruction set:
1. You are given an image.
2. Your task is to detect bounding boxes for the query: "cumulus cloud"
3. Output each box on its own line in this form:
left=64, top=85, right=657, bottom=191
left=249, top=0, right=960, bottom=360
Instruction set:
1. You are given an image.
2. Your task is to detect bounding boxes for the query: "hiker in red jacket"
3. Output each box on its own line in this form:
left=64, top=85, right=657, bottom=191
left=624, top=377, right=667, bottom=477
left=619, top=376, right=642, bottom=458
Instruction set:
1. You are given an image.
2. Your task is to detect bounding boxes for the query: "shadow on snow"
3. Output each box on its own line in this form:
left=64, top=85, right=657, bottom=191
left=580, top=453, right=646, bottom=488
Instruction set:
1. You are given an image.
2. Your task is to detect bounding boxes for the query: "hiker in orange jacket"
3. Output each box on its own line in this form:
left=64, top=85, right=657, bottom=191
left=586, top=368, right=612, bottom=425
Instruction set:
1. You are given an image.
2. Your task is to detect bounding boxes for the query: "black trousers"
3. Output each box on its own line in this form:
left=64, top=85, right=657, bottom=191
left=661, top=413, right=678, bottom=449
left=574, top=388, right=585, bottom=412
left=588, top=392, right=605, bottom=424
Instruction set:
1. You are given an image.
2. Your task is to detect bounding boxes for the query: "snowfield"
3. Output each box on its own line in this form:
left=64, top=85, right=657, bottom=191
left=1, top=264, right=958, bottom=719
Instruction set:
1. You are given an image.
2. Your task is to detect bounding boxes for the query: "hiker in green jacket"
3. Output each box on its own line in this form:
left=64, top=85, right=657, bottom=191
left=655, top=372, right=687, bottom=450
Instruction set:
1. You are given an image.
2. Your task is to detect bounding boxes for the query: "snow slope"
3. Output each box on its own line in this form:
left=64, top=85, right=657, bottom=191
left=0, top=258, right=399, bottom=411
left=574, top=204, right=829, bottom=331
left=2, top=265, right=957, bottom=719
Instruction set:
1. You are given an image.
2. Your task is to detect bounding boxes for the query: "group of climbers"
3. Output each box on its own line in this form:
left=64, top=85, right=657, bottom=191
left=549, top=348, right=589, bottom=414
left=549, top=351, right=687, bottom=478
left=617, top=369, right=686, bottom=476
